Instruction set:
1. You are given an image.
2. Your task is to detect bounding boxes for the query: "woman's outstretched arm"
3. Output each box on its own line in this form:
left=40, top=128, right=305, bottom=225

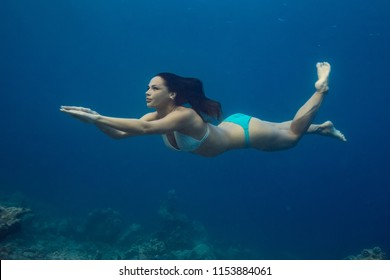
left=94, top=109, right=194, bottom=135
left=96, top=112, right=159, bottom=139
left=60, top=106, right=129, bottom=139
left=60, top=105, right=195, bottom=136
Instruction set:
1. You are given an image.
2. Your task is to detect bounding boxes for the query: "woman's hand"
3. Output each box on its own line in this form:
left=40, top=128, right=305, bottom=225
left=60, top=106, right=100, bottom=124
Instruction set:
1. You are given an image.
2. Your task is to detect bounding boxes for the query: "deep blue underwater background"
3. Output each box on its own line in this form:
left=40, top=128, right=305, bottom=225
left=1, top=0, right=389, bottom=259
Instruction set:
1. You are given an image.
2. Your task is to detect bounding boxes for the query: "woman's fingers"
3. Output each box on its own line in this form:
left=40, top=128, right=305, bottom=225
left=60, top=106, right=99, bottom=115
left=61, top=108, right=84, bottom=118
left=61, top=108, right=97, bottom=124
left=60, top=105, right=82, bottom=111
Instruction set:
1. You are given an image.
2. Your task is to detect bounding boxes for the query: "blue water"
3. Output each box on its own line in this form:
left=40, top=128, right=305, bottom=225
left=1, top=0, right=389, bottom=259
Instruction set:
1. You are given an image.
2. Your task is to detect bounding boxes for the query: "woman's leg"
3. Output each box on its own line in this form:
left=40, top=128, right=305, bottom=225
left=265, top=120, right=346, bottom=141
left=289, top=62, right=330, bottom=136
left=250, top=62, right=345, bottom=151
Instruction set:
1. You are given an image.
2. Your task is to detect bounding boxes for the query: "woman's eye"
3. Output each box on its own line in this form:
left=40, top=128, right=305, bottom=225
left=147, top=86, right=159, bottom=91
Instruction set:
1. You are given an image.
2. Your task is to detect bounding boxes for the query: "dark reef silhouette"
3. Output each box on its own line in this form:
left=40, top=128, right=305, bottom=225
left=0, top=191, right=387, bottom=260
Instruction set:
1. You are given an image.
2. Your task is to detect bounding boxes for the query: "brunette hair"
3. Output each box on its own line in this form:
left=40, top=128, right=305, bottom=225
left=157, top=73, right=222, bottom=121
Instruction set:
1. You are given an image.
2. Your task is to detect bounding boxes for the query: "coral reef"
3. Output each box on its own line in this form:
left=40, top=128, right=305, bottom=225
left=0, top=205, right=31, bottom=241
left=4, top=192, right=387, bottom=261
left=124, top=238, right=166, bottom=260
left=346, top=246, right=386, bottom=260
left=0, top=191, right=254, bottom=260
left=122, top=190, right=216, bottom=260
left=84, top=208, right=126, bottom=243
left=157, top=189, right=208, bottom=250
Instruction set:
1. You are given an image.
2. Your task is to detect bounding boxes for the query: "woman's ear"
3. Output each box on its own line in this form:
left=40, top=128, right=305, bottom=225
left=169, top=92, right=177, bottom=100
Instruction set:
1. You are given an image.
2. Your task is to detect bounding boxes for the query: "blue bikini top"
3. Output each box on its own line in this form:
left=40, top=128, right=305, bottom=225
left=162, top=126, right=210, bottom=152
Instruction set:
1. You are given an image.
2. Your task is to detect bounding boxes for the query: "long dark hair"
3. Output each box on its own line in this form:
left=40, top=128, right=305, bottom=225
left=157, top=73, right=222, bottom=121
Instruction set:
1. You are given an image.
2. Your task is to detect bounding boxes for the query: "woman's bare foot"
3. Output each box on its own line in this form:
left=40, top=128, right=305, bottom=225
left=315, top=62, right=331, bottom=93
left=318, top=121, right=347, bottom=142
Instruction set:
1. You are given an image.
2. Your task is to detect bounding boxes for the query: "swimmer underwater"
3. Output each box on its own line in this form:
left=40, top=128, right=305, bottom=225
left=60, top=62, right=346, bottom=157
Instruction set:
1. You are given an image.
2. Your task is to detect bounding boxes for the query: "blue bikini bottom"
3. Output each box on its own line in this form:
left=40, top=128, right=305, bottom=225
left=223, top=113, right=252, bottom=148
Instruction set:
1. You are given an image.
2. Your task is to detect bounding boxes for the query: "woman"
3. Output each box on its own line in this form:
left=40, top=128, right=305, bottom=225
left=60, top=62, right=346, bottom=157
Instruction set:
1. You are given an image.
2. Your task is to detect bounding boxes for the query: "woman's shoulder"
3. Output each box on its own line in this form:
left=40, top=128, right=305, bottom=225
left=141, top=107, right=196, bottom=121
left=175, top=106, right=202, bottom=120
left=175, top=106, right=195, bottom=114
left=140, top=112, right=158, bottom=121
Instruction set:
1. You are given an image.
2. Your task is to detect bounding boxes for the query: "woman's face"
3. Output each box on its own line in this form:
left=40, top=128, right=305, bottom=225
left=145, top=76, right=174, bottom=109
